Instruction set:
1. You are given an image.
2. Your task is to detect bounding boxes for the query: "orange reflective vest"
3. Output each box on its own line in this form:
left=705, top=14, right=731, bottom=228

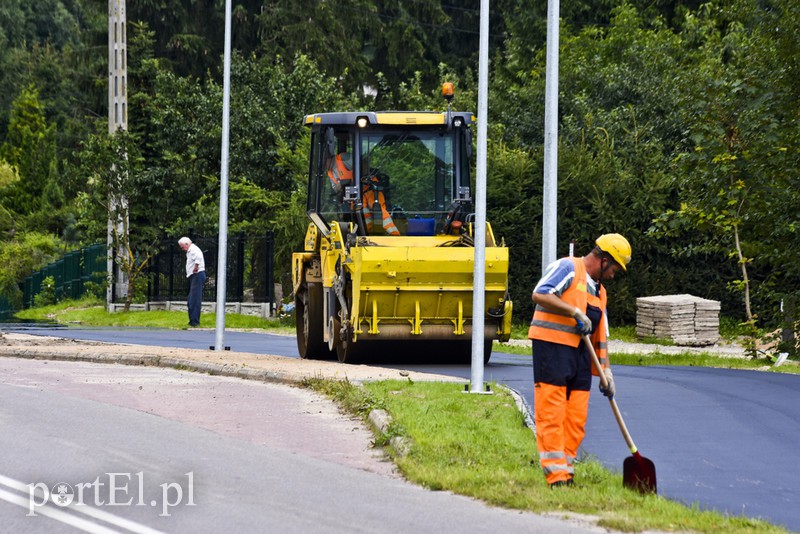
left=327, top=153, right=399, bottom=236
left=328, top=153, right=353, bottom=192
left=528, top=257, right=609, bottom=370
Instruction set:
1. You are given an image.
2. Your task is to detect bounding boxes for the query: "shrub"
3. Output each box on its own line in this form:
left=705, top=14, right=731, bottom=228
left=33, top=276, right=57, bottom=307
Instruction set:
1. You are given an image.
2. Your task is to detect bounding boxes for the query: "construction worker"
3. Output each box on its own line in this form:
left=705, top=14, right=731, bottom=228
left=528, top=233, right=632, bottom=488
left=327, top=152, right=399, bottom=236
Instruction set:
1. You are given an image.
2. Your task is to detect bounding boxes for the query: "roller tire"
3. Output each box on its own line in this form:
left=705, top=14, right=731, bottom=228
left=295, top=282, right=334, bottom=360
left=336, top=333, right=367, bottom=364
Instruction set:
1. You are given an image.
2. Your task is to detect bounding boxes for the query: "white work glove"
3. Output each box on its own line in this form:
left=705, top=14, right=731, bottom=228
left=598, top=368, right=615, bottom=398
left=572, top=307, right=593, bottom=335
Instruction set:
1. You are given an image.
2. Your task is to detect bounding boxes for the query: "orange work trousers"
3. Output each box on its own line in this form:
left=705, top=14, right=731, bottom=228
left=362, top=190, right=399, bottom=236
left=532, top=339, right=592, bottom=485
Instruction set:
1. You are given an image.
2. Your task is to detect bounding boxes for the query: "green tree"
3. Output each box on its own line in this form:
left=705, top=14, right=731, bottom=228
left=644, top=0, right=800, bottom=337
left=76, top=129, right=159, bottom=311
left=0, top=0, right=81, bottom=50
left=0, top=84, right=58, bottom=223
left=0, top=231, right=60, bottom=308
left=749, top=0, right=800, bottom=342
left=493, top=4, right=691, bottom=322
left=127, top=0, right=265, bottom=79
left=485, top=138, right=543, bottom=320
left=0, top=0, right=106, bottom=158
left=255, top=0, right=379, bottom=93
left=651, top=0, right=800, bottom=350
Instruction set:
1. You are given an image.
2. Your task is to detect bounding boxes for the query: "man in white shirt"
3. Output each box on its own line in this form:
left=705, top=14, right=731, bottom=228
left=178, top=237, right=206, bottom=327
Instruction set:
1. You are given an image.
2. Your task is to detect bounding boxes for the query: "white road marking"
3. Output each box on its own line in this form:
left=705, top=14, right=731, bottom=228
left=0, top=474, right=165, bottom=534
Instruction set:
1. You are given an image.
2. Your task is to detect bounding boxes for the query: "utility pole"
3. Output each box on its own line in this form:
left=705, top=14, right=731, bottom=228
left=107, top=0, right=128, bottom=306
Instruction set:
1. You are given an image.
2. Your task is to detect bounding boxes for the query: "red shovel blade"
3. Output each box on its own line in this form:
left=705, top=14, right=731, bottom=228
left=623, top=451, right=657, bottom=494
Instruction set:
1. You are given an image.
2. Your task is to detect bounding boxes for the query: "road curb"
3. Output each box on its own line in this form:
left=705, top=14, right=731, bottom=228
left=0, top=346, right=338, bottom=387
left=0, top=335, right=460, bottom=387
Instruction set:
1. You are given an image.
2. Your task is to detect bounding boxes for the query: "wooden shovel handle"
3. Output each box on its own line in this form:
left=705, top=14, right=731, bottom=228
left=583, top=334, right=639, bottom=455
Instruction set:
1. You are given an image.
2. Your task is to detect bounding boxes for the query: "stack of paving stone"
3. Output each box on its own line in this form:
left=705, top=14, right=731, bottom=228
left=636, top=294, right=720, bottom=346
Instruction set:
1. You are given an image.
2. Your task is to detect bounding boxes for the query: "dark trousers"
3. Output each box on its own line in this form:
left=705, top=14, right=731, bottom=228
left=532, top=339, right=592, bottom=392
left=187, top=271, right=206, bottom=325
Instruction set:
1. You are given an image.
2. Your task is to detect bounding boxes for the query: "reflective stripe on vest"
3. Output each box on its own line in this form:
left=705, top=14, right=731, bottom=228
left=530, top=304, right=581, bottom=334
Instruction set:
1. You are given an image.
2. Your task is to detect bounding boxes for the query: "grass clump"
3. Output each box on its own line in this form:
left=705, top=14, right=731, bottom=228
left=302, top=376, right=381, bottom=417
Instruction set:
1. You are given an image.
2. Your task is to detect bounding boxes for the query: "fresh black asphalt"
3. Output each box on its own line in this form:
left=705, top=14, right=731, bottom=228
left=4, top=324, right=799, bottom=532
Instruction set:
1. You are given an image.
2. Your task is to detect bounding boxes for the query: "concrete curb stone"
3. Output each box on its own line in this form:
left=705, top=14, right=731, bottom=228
left=0, top=333, right=460, bottom=387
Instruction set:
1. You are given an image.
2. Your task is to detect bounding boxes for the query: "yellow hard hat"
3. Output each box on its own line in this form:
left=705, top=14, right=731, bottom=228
left=596, top=233, right=631, bottom=271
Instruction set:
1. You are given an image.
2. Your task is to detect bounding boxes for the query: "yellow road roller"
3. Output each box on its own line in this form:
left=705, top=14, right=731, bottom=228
left=292, top=87, right=512, bottom=363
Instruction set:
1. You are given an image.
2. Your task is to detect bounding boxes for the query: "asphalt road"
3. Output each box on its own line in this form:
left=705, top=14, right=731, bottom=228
left=4, top=324, right=800, bottom=532
left=0, top=358, right=585, bottom=533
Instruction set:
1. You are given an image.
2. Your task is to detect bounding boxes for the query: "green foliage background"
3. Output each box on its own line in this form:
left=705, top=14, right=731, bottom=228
left=0, top=0, right=798, bottom=341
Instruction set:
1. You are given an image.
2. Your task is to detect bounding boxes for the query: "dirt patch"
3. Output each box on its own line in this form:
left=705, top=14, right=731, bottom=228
left=0, top=332, right=106, bottom=346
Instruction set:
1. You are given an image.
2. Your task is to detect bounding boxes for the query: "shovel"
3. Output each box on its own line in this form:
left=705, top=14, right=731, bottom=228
left=583, top=335, right=657, bottom=494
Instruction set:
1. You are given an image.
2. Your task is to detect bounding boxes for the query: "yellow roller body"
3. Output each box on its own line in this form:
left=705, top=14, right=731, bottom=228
left=345, top=237, right=509, bottom=341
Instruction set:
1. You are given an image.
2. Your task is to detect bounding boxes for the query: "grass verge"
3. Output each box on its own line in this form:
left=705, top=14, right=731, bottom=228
left=304, top=378, right=788, bottom=533
left=12, top=298, right=295, bottom=334
left=610, top=351, right=800, bottom=374
left=496, top=341, right=800, bottom=375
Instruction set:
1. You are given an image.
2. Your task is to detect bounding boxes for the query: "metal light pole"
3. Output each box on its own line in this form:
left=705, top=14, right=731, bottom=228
left=214, top=0, right=232, bottom=351
left=469, top=0, right=490, bottom=393
left=542, top=0, right=560, bottom=271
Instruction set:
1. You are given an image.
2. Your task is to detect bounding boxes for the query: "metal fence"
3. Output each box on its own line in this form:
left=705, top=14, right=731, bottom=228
left=21, top=232, right=276, bottom=312
left=118, top=232, right=275, bottom=307
left=22, top=243, right=107, bottom=308
left=0, top=295, right=14, bottom=318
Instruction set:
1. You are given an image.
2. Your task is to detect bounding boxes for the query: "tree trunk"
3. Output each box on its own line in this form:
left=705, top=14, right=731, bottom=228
left=733, top=224, right=752, bottom=323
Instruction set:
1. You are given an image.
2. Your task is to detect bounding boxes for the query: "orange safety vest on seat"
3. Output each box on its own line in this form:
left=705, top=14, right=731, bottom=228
left=328, top=153, right=353, bottom=192
left=528, top=257, right=609, bottom=370
left=327, top=153, right=399, bottom=236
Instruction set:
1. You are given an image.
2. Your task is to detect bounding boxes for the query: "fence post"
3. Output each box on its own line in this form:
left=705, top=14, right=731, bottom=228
left=267, top=230, right=274, bottom=316
left=66, top=250, right=78, bottom=299
left=237, top=232, right=245, bottom=302
left=110, top=245, right=116, bottom=304
left=79, top=249, right=86, bottom=298
left=33, top=271, right=42, bottom=306
left=168, top=239, right=175, bottom=302
left=781, top=297, right=795, bottom=353
left=24, top=275, right=31, bottom=308
left=55, top=258, right=63, bottom=301
left=147, top=250, right=154, bottom=302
